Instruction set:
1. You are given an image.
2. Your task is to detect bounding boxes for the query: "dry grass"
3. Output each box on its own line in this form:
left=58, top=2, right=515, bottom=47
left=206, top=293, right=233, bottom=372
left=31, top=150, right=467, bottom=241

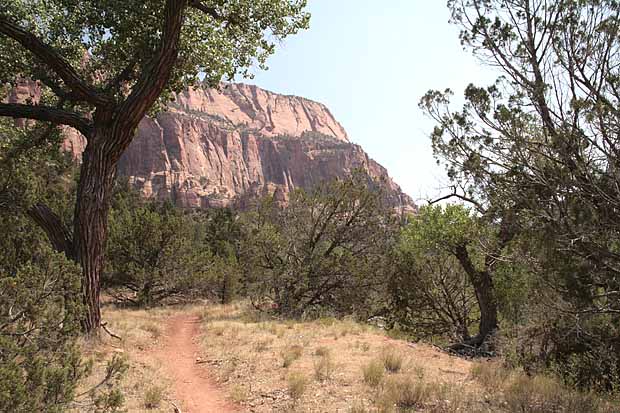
left=143, top=385, right=165, bottom=409
left=75, top=302, right=617, bottom=413
left=362, top=359, right=385, bottom=387
left=199, top=302, right=475, bottom=412
left=377, top=375, right=432, bottom=411
left=71, top=305, right=182, bottom=412
left=314, top=353, right=335, bottom=381
left=287, top=371, right=309, bottom=401
left=281, top=344, right=304, bottom=368
left=380, top=347, right=404, bottom=373
left=470, top=360, right=618, bottom=413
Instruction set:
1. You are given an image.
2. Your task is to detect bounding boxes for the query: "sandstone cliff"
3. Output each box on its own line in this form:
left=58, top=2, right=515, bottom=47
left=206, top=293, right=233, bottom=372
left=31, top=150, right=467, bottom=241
left=117, top=83, right=413, bottom=210
left=7, top=80, right=414, bottom=211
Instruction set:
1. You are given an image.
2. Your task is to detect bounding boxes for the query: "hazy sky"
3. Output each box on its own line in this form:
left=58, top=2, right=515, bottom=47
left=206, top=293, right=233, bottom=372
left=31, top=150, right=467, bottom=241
left=243, top=1, right=496, bottom=201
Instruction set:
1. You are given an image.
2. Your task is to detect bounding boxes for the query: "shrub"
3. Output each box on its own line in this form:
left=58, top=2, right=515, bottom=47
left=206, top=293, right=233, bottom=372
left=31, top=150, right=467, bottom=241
left=240, top=172, right=398, bottom=318
left=362, top=360, right=384, bottom=387
left=0, top=249, right=85, bottom=413
left=105, top=193, right=212, bottom=306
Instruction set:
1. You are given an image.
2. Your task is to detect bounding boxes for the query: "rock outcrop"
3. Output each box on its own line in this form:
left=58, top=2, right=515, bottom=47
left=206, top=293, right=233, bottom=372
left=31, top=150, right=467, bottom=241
left=117, top=83, right=414, bottom=210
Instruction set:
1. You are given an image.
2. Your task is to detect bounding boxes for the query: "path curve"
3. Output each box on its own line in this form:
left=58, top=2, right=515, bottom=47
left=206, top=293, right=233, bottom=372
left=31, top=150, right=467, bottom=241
left=154, top=314, right=238, bottom=413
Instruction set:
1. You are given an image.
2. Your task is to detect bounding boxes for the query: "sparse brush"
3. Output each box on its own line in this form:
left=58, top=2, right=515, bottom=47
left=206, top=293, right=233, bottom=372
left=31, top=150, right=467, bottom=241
left=381, top=348, right=403, bottom=373
left=379, top=375, right=431, bottom=411
left=209, top=325, right=225, bottom=336
left=287, top=372, right=308, bottom=401
left=504, top=374, right=601, bottom=413
left=281, top=344, right=304, bottom=368
left=142, top=322, right=161, bottom=338
left=143, top=385, right=164, bottom=409
left=470, top=361, right=511, bottom=392
left=412, top=364, right=425, bottom=380
left=362, top=359, right=384, bottom=387
left=314, top=354, right=335, bottom=381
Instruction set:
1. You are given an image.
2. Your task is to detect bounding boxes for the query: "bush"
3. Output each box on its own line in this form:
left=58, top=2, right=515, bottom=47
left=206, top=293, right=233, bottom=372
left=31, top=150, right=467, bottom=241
left=143, top=385, right=165, bottom=409
left=0, top=249, right=84, bottom=413
left=105, top=192, right=212, bottom=306
left=378, top=375, right=431, bottom=411
left=504, top=374, right=601, bottom=413
left=389, top=205, right=478, bottom=343
left=240, top=172, right=398, bottom=318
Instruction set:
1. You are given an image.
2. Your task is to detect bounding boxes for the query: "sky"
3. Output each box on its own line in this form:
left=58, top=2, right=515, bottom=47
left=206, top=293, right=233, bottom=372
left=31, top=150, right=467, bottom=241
left=242, top=1, right=497, bottom=202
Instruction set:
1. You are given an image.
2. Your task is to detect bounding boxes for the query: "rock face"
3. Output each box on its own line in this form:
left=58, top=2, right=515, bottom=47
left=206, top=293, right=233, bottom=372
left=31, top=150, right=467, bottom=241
left=8, top=79, right=414, bottom=211
left=117, top=83, right=414, bottom=210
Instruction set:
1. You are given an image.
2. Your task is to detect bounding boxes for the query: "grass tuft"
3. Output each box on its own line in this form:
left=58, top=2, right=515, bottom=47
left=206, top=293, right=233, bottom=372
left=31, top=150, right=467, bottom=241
left=380, top=348, right=403, bottom=373
left=143, top=385, right=164, bottom=409
left=287, top=372, right=308, bottom=401
left=314, top=353, right=335, bottom=381
left=362, top=359, right=384, bottom=387
left=281, top=344, right=303, bottom=368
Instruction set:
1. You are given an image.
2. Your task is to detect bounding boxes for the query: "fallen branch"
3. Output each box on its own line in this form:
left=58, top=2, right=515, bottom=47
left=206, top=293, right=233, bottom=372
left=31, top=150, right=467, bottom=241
left=101, top=322, right=122, bottom=340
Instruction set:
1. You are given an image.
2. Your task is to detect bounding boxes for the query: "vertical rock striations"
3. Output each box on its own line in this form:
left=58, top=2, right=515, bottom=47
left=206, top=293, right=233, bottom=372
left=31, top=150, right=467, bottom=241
left=117, top=83, right=414, bottom=211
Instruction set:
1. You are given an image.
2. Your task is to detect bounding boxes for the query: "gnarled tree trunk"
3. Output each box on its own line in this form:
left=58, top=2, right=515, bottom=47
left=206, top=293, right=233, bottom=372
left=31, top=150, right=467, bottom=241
left=72, top=130, right=118, bottom=332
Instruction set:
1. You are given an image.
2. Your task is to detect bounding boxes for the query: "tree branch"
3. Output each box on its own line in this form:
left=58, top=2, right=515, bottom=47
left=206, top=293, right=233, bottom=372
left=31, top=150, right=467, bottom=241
left=428, top=190, right=485, bottom=214
left=0, top=14, right=111, bottom=107
left=0, top=102, right=92, bottom=137
left=27, top=203, right=74, bottom=259
left=188, top=0, right=223, bottom=19
left=116, top=0, right=187, bottom=139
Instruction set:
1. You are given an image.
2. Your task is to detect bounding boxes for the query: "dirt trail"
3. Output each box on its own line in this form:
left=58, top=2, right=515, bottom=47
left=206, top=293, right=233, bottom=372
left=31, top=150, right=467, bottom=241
left=153, top=314, right=238, bottom=413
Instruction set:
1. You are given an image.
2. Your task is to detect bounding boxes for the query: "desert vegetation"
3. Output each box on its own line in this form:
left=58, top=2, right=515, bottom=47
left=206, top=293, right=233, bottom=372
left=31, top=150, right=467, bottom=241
left=2, top=0, right=620, bottom=412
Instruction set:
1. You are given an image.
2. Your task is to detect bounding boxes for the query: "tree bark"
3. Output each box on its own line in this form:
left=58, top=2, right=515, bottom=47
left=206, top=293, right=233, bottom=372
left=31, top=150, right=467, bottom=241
left=27, top=203, right=74, bottom=259
left=72, top=128, right=118, bottom=333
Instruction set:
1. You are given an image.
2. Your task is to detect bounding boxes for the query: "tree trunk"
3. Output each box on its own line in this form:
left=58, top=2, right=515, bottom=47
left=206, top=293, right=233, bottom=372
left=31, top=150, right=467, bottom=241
left=454, top=244, right=498, bottom=346
left=73, top=129, right=118, bottom=334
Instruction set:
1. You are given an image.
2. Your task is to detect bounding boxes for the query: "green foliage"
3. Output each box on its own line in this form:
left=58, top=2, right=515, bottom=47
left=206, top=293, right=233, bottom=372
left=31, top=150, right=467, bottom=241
left=389, top=205, right=479, bottom=341
left=0, top=0, right=309, bottom=111
left=0, top=249, right=83, bottom=413
left=240, top=172, right=397, bottom=318
left=424, top=0, right=620, bottom=391
left=202, top=207, right=242, bottom=304
left=0, top=119, right=75, bottom=224
left=105, top=188, right=212, bottom=306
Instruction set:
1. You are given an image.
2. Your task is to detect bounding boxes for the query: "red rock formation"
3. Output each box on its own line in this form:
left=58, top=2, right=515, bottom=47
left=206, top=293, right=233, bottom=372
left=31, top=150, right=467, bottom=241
left=7, top=80, right=414, bottom=211
left=118, top=83, right=414, bottom=211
